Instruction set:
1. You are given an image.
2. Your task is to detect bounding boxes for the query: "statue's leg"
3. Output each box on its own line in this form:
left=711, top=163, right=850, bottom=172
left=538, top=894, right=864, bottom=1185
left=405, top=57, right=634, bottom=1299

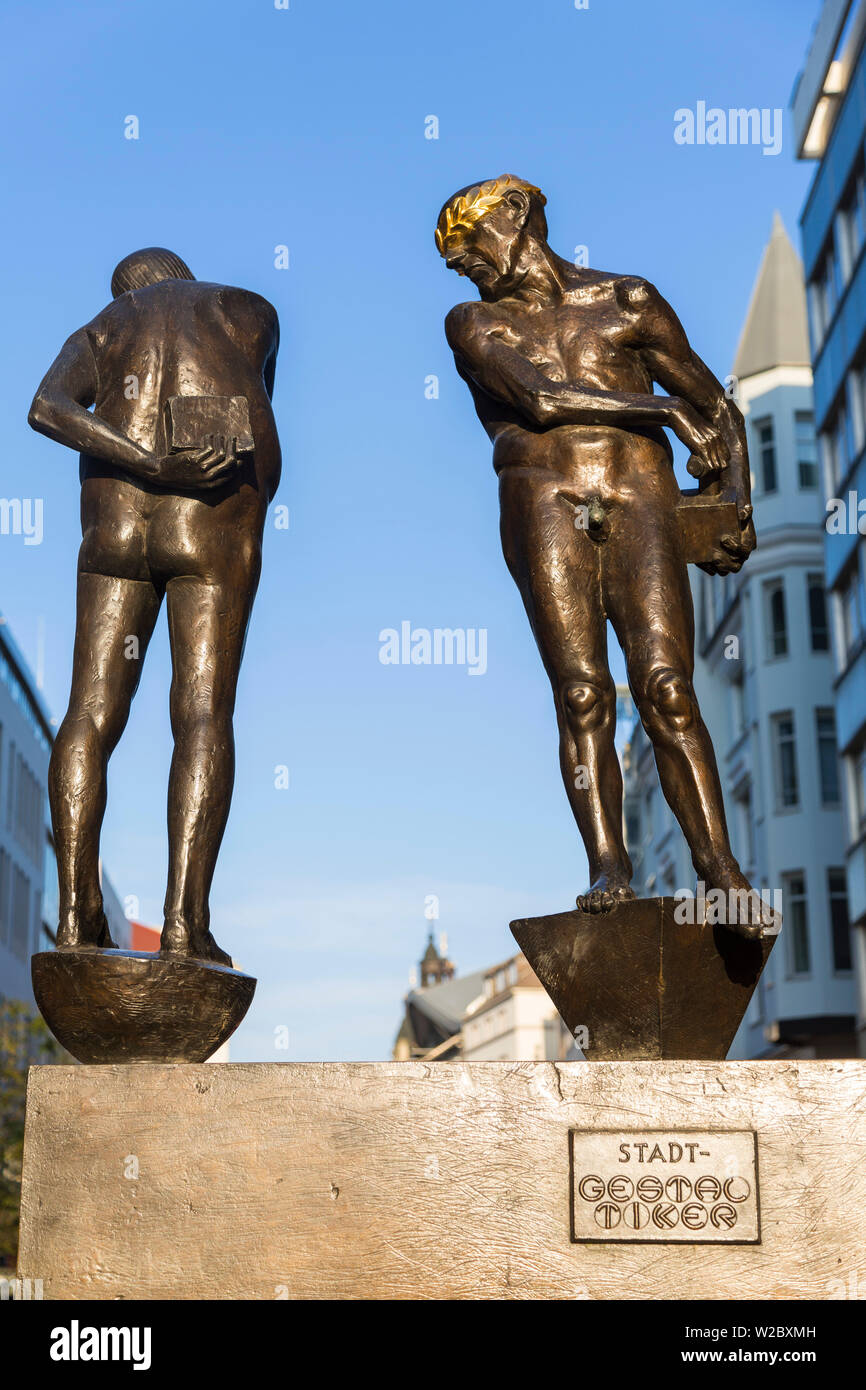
left=603, top=513, right=764, bottom=935
left=160, top=547, right=261, bottom=964
left=51, top=568, right=161, bottom=947
left=499, top=471, right=632, bottom=910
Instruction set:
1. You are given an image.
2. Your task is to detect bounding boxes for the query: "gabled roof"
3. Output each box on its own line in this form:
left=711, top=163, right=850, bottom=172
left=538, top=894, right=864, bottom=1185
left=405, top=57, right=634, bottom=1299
left=407, top=969, right=486, bottom=1035
left=731, top=212, right=811, bottom=381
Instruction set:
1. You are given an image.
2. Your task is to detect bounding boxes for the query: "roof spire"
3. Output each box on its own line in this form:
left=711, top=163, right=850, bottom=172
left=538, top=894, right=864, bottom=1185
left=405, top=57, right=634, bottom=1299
left=419, top=930, right=454, bottom=988
left=731, top=212, right=810, bottom=381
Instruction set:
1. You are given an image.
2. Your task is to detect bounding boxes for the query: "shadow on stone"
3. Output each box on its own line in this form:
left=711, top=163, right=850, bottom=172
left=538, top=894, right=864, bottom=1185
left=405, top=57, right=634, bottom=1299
left=31, top=949, right=256, bottom=1064
left=510, top=897, right=778, bottom=1061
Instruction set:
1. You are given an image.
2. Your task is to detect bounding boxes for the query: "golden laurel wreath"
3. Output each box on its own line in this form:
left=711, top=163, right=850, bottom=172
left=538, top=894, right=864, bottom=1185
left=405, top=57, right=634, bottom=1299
left=435, top=175, right=544, bottom=254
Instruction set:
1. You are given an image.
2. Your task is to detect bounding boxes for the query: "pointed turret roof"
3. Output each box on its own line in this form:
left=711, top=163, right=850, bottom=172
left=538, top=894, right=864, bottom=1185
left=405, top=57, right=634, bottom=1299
left=732, top=212, right=811, bottom=381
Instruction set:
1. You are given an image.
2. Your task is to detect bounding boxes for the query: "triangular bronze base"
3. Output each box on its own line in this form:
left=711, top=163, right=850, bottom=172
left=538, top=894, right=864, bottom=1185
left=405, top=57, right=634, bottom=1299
left=510, top=897, right=777, bottom=1060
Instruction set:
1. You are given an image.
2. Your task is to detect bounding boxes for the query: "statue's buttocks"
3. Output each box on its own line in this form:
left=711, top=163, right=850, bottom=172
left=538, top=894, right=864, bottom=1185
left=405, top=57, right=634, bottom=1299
left=28, top=248, right=282, bottom=966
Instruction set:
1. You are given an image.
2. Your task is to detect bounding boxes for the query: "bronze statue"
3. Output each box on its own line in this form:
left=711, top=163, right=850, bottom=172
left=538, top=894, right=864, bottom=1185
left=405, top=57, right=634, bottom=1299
left=437, top=176, right=764, bottom=941
left=29, top=248, right=280, bottom=968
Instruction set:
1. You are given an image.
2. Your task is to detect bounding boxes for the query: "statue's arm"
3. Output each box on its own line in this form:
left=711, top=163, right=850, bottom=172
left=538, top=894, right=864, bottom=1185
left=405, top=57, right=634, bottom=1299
left=28, top=328, right=238, bottom=490
left=27, top=328, right=157, bottom=472
left=445, top=304, right=676, bottom=428
left=263, top=316, right=279, bottom=400
left=634, top=282, right=752, bottom=504
left=633, top=280, right=756, bottom=570
left=444, top=305, right=723, bottom=460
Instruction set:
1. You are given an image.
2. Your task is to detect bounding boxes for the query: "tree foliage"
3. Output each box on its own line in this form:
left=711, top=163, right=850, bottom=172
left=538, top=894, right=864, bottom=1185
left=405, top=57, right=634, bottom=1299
left=0, top=1000, right=68, bottom=1266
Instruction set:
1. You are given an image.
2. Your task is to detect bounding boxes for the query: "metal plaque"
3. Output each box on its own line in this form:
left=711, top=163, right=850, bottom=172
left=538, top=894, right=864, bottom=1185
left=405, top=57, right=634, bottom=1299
left=569, top=1129, right=760, bottom=1244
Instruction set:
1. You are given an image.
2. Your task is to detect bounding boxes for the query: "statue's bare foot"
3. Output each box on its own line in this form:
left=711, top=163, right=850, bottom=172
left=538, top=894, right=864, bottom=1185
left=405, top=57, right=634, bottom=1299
left=95, top=912, right=119, bottom=949
left=56, top=907, right=117, bottom=951
left=702, top=859, right=781, bottom=940
left=195, top=931, right=234, bottom=967
left=577, top=871, right=636, bottom=914
left=161, top=920, right=233, bottom=967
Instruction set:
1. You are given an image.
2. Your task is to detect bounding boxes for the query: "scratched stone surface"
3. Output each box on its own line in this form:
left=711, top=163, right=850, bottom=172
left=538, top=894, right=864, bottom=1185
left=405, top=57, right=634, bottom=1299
left=17, top=1060, right=866, bottom=1300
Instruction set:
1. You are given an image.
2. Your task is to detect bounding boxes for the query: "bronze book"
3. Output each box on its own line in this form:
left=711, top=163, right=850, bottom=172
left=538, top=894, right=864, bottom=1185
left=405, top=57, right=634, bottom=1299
left=677, top=489, right=740, bottom=564
left=165, top=395, right=254, bottom=454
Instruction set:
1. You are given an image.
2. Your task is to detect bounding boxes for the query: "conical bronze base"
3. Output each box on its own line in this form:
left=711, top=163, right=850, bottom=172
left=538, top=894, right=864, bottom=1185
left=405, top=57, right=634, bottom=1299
left=510, top=897, right=777, bottom=1060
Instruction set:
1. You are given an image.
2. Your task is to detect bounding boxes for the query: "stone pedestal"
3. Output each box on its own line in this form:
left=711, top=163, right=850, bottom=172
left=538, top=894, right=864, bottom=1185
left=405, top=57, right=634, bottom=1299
left=17, top=1060, right=866, bottom=1300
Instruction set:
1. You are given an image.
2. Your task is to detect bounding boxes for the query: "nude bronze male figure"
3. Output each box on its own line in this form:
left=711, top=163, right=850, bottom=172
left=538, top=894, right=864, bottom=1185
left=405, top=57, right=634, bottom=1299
left=437, top=176, right=763, bottom=938
left=29, top=248, right=280, bottom=965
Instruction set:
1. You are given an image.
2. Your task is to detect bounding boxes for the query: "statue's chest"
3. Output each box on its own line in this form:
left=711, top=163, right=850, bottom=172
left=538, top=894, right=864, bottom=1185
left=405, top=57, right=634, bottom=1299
left=495, top=305, right=633, bottom=384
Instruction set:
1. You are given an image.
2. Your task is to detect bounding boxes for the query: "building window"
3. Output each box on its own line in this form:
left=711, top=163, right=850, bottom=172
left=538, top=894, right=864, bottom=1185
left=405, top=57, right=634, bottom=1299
left=839, top=564, right=864, bottom=662
left=6, top=738, right=15, bottom=831
left=765, top=580, right=788, bottom=658
left=0, top=650, right=50, bottom=756
left=783, top=871, right=810, bottom=975
left=821, top=402, right=852, bottom=491
left=10, top=865, right=31, bottom=963
left=839, top=166, right=866, bottom=276
left=0, top=847, right=9, bottom=948
left=807, top=575, right=830, bottom=652
left=712, top=573, right=730, bottom=629
left=10, top=753, right=42, bottom=863
left=734, top=787, right=754, bottom=869
left=772, top=711, right=799, bottom=808
left=42, top=835, right=59, bottom=937
left=854, top=743, right=866, bottom=835
left=828, top=868, right=852, bottom=972
left=754, top=417, right=777, bottom=493
left=729, top=674, right=746, bottom=740
left=809, top=239, right=842, bottom=345
left=795, top=410, right=818, bottom=488
left=816, top=708, right=840, bottom=805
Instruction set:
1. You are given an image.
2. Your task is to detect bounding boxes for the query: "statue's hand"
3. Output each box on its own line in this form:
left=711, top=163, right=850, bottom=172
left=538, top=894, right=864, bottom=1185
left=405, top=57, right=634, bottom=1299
left=667, top=399, right=729, bottom=477
left=146, top=435, right=242, bottom=491
left=698, top=494, right=756, bottom=576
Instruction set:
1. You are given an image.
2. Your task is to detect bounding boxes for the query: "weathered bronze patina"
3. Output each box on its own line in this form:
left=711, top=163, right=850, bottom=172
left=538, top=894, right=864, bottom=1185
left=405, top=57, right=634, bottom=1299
left=28, top=248, right=277, bottom=1055
left=511, top=900, right=775, bottom=1060
left=437, top=176, right=767, bottom=941
left=31, top=948, right=254, bottom=1064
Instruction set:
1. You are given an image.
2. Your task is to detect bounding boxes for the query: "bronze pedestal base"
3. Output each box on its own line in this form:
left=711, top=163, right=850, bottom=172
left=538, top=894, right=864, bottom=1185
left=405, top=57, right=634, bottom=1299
left=31, top=949, right=255, bottom=1064
left=511, top=897, right=777, bottom=1060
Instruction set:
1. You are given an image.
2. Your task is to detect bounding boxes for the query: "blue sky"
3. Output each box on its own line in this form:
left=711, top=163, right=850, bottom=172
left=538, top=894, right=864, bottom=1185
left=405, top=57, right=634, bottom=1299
left=1, top=0, right=821, bottom=1058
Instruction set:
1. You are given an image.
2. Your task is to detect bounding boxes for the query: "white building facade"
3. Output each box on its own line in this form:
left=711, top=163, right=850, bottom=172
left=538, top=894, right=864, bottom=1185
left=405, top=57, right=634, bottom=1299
left=624, top=216, right=858, bottom=1058
left=461, top=953, right=569, bottom=1061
